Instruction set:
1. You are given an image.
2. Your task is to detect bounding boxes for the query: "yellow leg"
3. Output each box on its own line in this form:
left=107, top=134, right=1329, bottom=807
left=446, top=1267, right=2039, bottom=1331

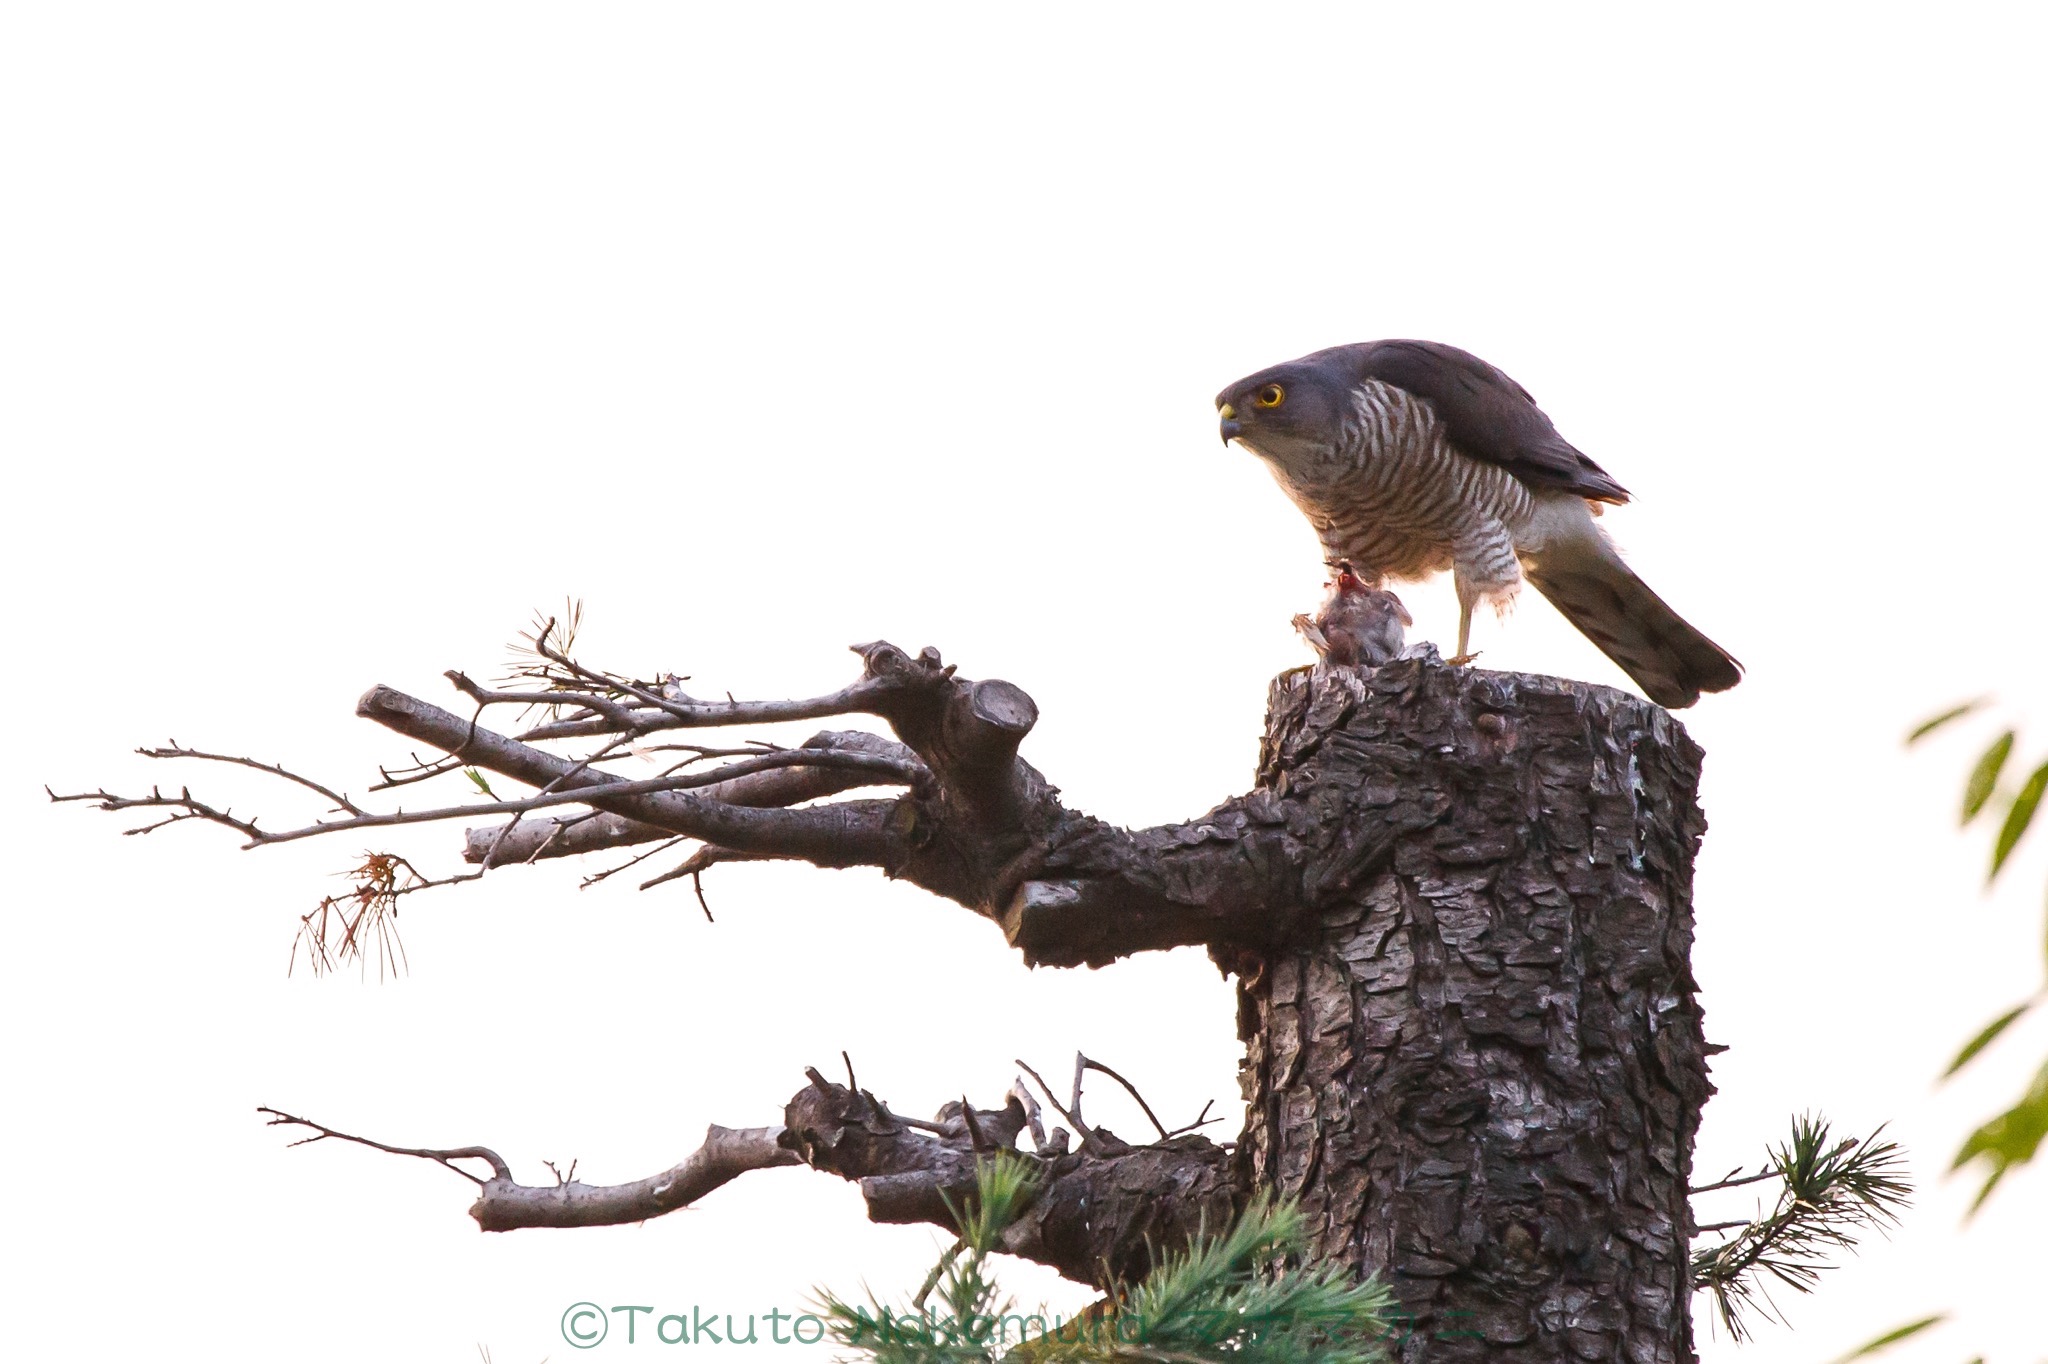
left=1448, top=583, right=1482, bottom=667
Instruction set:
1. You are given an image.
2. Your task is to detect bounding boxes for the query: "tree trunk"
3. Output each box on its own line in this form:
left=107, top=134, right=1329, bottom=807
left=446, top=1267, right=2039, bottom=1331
left=1237, top=665, right=1711, bottom=1363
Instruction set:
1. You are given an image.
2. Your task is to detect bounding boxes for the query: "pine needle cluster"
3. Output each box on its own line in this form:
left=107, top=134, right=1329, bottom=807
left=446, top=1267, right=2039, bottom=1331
left=1690, top=1115, right=1912, bottom=1341
left=819, top=1155, right=1393, bottom=1364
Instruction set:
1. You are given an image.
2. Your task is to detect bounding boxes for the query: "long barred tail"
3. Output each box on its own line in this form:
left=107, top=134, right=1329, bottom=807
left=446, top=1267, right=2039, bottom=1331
left=1522, top=535, right=1742, bottom=710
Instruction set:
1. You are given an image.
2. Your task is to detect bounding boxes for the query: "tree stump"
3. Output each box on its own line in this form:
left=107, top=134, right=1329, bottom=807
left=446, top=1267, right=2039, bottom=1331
left=1239, top=661, right=1711, bottom=1363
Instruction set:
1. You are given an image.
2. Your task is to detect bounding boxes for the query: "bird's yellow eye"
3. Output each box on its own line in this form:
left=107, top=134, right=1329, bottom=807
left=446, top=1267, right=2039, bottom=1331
left=1256, top=384, right=1285, bottom=408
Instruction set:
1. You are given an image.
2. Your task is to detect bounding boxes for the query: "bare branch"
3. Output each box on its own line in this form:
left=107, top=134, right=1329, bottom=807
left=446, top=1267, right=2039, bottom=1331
left=1690, top=1168, right=1779, bottom=1195
left=463, top=729, right=922, bottom=867
left=1008, top=1077, right=1049, bottom=1151
left=262, top=1103, right=797, bottom=1230
left=260, top=1106, right=511, bottom=1184
left=1015, top=1056, right=1095, bottom=1149
left=48, top=784, right=266, bottom=842
left=357, top=685, right=905, bottom=870
left=517, top=666, right=893, bottom=742
left=1079, top=1054, right=1172, bottom=1142
left=468, top=1125, right=800, bottom=1232
left=1167, top=1099, right=1220, bottom=1138
left=640, top=844, right=774, bottom=892
left=446, top=669, right=644, bottom=731
left=371, top=751, right=467, bottom=792
left=65, top=737, right=916, bottom=859
left=259, top=1067, right=1231, bottom=1282
left=578, top=836, right=688, bottom=889
left=136, top=744, right=368, bottom=816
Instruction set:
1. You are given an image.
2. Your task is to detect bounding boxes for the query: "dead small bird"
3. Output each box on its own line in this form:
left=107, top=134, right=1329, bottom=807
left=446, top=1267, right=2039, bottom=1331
left=1294, top=560, right=1411, bottom=668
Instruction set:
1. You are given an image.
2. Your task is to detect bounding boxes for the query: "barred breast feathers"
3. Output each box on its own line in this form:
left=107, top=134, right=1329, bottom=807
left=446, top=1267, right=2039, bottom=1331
left=1264, top=380, right=1540, bottom=593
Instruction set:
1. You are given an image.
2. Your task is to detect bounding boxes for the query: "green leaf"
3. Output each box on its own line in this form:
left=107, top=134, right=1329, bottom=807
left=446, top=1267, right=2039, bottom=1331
left=1952, top=1057, right=2048, bottom=1216
left=1964, top=1165, right=2005, bottom=1216
left=1989, top=759, right=2047, bottom=879
left=1961, top=731, right=2015, bottom=823
left=464, top=768, right=496, bottom=799
left=1907, top=699, right=1987, bottom=744
left=1941, top=1000, right=2035, bottom=1079
left=1826, top=1314, right=1947, bottom=1364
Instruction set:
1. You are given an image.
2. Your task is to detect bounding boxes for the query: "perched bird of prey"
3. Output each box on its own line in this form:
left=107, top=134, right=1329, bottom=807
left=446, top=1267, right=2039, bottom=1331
left=1217, top=340, right=1741, bottom=709
left=1294, top=560, right=1410, bottom=668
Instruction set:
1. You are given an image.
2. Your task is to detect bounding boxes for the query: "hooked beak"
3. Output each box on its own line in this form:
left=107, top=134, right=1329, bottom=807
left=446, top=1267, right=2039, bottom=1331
left=1218, top=402, right=1242, bottom=445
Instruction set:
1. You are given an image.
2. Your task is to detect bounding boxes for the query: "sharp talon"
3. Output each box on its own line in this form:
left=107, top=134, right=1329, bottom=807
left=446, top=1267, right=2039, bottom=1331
left=1447, top=652, right=1482, bottom=667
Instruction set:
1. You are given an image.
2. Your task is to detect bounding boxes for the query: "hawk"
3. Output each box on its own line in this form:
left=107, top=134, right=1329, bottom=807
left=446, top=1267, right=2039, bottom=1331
left=1217, top=340, right=1741, bottom=709
left=1294, top=560, right=1410, bottom=668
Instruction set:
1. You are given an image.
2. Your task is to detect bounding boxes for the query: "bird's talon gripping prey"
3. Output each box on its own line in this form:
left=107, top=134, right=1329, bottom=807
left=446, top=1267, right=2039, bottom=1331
left=1218, top=340, right=1741, bottom=709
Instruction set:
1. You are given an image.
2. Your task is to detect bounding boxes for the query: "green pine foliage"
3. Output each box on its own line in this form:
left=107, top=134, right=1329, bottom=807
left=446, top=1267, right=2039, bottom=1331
left=819, top=1155, right=1393, bottom=1364
left=1690, top=1116, right=1911, bottom=1341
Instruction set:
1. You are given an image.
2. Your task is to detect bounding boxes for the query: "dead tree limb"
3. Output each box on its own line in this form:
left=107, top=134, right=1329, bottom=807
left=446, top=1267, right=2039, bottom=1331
left=461, top=729, right=919, bottom=866
left=262, top=1071, right=1231, bottom=1287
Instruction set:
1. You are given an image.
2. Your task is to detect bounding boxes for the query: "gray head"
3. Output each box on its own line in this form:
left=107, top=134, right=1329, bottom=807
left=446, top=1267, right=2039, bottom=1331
left=1214, top=345, right=1366, bottom=471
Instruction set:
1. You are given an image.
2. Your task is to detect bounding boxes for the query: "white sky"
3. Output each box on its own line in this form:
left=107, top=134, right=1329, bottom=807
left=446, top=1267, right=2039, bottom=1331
left=5, top=5, right=2045, bottom=1361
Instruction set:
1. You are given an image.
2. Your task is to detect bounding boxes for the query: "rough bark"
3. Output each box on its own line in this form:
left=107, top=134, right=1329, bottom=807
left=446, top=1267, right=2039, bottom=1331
left=1237, top=662, right=1710, bottom=1364
left=782, top=1073, right=1235, bottom=1286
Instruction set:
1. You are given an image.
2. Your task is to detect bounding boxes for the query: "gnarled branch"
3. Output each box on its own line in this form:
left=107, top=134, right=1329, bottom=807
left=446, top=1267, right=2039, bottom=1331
left=263, top=1068, right=1233, bottom=1287
left=58, top=635, right=1365, bottom=968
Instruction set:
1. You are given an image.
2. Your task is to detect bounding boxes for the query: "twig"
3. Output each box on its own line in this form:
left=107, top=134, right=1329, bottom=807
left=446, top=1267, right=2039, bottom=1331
left=515, top=654, right=896, bottom=741
left=259, top=1106, right=511, bottom=1185
left=264, top=1102, right=802, bottom=1233
left=447, top=670, right=644, bottom=731
left=1690, top=1168, right=1779, bottom=1195
left=468, top=732, right=638, bottom=874
left=1009, top=1078, right=1048, bottom=1150
left=371, top=752, right=468, bottom=792
left=49, top=784, right=265, bottom=842
left=1079, top=1054, right=1172, bottom=1142
left=580, top=836, right=689, bottom=889
left=137, top=744, right=367, bottom=816
left=640, top=844, right=774, bottom=892
left=960, top=1098, right=991, bottom=1152
left=60, top=747, right=920, bottom=851
left=1166, top=1099, right=1220, bottom=1139
left=1015, top=1057, right=1094, bottom=1148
